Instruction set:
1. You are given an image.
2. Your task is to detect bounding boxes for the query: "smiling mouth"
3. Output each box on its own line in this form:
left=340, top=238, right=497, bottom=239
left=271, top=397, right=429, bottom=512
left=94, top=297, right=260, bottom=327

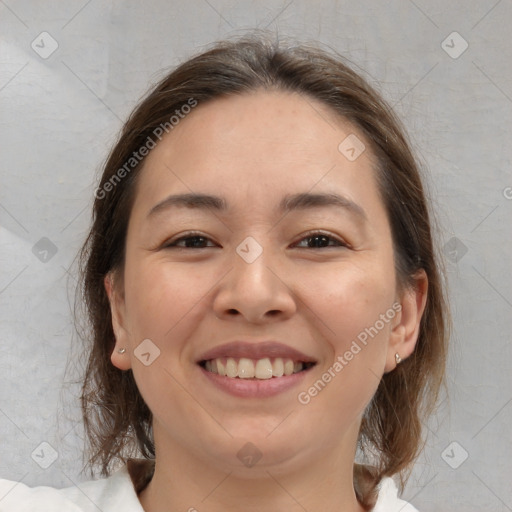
left=199, top=357, right=316, bottom=379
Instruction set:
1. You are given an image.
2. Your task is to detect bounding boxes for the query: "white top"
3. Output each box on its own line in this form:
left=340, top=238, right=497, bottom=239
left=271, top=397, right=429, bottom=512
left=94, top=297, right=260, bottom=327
left=0, top=462, right=419, bottom=512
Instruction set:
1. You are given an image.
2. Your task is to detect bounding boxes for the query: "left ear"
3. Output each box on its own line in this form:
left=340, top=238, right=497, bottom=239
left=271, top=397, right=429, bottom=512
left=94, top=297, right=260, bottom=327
left=384, top=269, right=428, bottom=373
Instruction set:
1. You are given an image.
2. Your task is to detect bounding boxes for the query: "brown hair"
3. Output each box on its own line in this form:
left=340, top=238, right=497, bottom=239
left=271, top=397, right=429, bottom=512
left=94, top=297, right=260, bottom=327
left=77, top=32, right=448, bottom=508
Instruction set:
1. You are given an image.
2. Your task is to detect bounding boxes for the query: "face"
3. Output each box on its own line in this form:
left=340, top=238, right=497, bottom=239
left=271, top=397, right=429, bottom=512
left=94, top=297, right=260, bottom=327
left=107, top=90, right=426, bottom=476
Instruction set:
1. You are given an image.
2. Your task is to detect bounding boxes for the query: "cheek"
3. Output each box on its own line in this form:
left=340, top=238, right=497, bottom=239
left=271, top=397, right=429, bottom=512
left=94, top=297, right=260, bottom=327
left=122, top=258, right=219, bottom=426
left=294, top=261, right=395, bottom=419
left=123, top=257, right=215, bottom=341
left=300, top=259, right=396, bottom=347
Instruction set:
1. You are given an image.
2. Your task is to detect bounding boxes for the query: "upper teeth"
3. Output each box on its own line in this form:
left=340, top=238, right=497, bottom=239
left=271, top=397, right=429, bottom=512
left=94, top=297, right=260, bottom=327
left=204, top=357, right=304, bottom=379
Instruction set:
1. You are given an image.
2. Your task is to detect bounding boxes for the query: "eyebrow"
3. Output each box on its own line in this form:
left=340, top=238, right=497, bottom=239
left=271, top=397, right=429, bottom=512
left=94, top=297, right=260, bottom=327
left=147, top=192, right=367, bottom=221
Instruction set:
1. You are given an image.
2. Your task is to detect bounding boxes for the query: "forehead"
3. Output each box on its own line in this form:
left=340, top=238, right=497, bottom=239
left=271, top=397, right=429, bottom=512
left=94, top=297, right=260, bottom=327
left=131, top=90, right=380, bottom=216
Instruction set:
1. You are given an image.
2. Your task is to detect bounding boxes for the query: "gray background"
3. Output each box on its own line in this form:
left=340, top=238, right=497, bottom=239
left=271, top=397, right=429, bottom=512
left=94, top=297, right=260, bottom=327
left=1, top=1, right=511, bottom=510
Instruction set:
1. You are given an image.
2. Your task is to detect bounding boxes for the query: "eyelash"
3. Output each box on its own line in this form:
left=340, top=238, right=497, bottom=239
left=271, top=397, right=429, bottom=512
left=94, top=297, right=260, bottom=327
left=163, top=230, right=349, bottom=250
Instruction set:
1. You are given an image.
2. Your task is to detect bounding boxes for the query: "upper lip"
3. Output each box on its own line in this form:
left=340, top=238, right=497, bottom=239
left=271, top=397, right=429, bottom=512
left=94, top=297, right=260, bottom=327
left=197, top=341, right=317, bottom=364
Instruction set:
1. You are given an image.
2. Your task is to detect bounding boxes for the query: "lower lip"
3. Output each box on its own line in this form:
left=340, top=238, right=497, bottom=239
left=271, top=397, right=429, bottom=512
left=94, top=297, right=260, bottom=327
left=198, top=365, right=313, bottom=398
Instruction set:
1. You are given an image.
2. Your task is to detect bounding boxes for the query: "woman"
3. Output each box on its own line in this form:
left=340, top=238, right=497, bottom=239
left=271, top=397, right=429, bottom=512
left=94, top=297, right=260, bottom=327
left=0, top=33, right=447, bottom=511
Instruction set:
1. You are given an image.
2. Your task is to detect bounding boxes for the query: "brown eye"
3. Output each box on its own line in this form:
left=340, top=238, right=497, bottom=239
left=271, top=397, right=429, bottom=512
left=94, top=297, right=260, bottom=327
left=294, top=232, right=347, bottom=249
left=164, top=233, right=217, bottom=249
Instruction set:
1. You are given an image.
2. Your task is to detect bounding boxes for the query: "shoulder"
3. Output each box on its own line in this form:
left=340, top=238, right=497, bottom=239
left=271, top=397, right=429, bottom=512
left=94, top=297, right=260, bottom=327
left=0, top=464, right=144, bottom=512
left=1, top=465, right=417, bottom=512
left=372, top=476, right=419, bottom=512
left=0, top=477, right=83, bottom=511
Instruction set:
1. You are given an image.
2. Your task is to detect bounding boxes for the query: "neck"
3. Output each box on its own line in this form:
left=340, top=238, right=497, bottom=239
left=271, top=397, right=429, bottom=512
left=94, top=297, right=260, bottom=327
left=138, top=425, right=367, bottom=512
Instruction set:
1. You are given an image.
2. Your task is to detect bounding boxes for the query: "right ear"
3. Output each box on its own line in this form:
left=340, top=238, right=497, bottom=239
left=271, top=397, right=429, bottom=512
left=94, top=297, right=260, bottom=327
left=104, top=272, right=132, bottom=371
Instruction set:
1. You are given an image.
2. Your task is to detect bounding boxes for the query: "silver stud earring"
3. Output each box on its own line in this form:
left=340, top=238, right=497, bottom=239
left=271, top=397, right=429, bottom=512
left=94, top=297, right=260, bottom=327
left=117, top=348, right=126, bottom=354
left=395, top=353, right=402, bottom=365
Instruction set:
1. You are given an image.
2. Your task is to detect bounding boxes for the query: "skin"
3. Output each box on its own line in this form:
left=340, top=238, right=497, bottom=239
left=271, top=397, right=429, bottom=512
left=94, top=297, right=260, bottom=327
left=105, top=90, right=427, bottom=512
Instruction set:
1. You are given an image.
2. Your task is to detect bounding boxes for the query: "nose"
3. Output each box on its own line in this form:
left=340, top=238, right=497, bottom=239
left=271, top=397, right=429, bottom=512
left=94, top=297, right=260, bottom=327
left=212, top=241, right=297, bottom=324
